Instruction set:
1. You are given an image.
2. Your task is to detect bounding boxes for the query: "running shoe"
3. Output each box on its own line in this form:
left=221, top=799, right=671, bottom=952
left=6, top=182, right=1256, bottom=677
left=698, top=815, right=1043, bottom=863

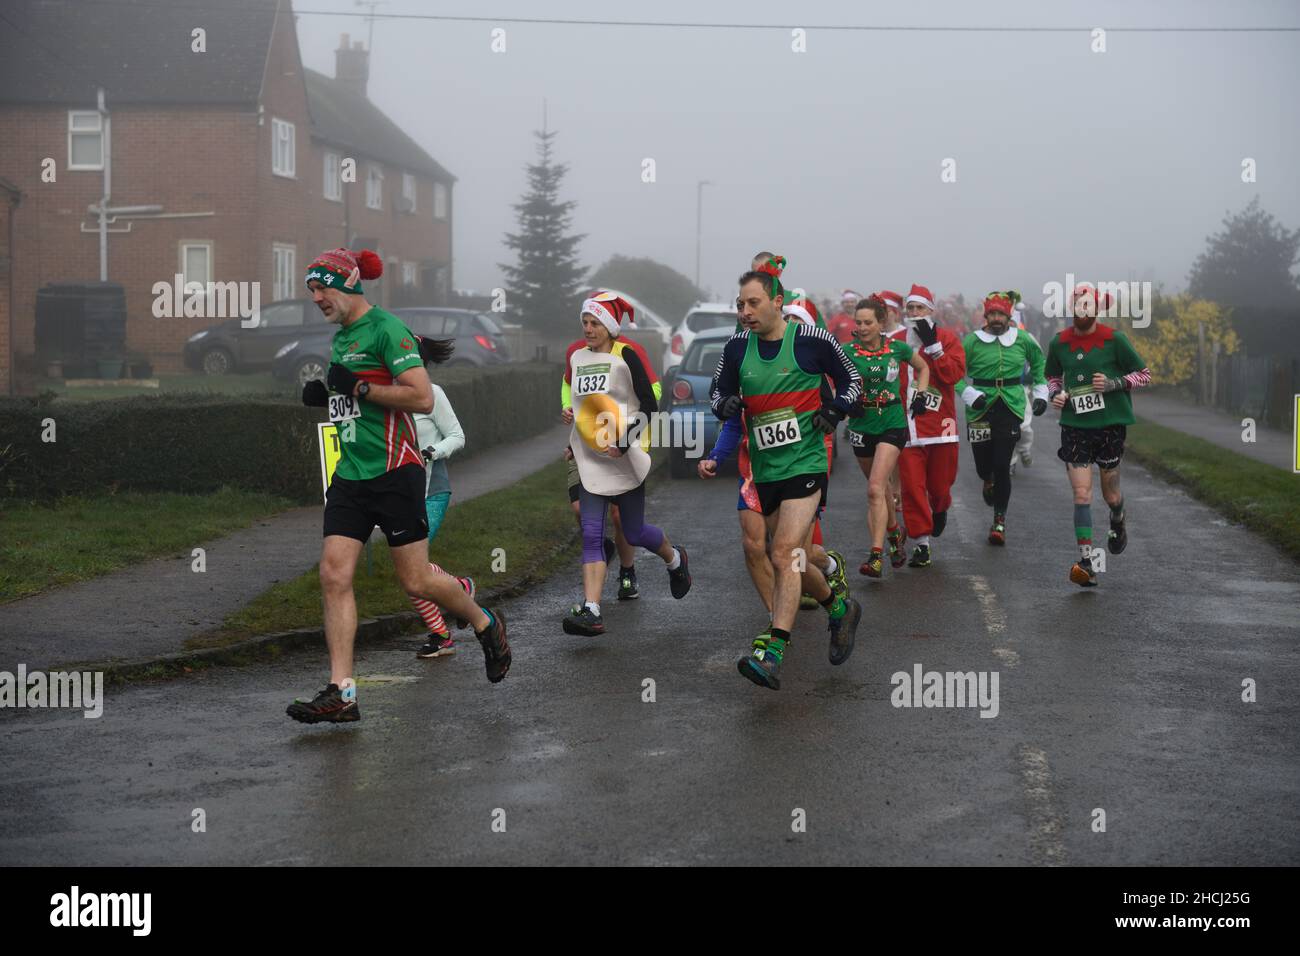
left=1019, top=448, right=1033, bottom=467
left=449, top=576, right=476, bottom=630
left=931, top=510, right=948, bottom=537
left=602, top=537, right=616, bottom=565
left=888, top=526, right=907, bottom=568
left=828, top=597, right=862, bottom=666
left=907, top=543, right=932, bottom=568
left=1108, top=515, right=1128, bottom=554
left=417, top=632, right=455, bottom=658
left=824, top=548, right=850, bottom=603
left=286, top=684, right=359, bottom=724
left=476, top=608, right=512, bottom=682
left=859, top=550, right=884, bottom=578
left=617, top=566, right=640, bottom=601
left=562, top=604, right=605, bottom=636
left=737, top=634, right=783, bottom=690
left=988, top=516, right=1006, bottom=547
left=982, top=481, right=995, bottom=507
left=799, top=593, right=819, bottom=610
left=1069, top=556, right=1099, bottom=588
left=668, top=547, right=692, bottom=599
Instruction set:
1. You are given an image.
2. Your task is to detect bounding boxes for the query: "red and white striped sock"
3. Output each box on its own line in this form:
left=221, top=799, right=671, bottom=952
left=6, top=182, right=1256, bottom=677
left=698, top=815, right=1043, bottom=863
left=410, top=562, right=452, bottom=634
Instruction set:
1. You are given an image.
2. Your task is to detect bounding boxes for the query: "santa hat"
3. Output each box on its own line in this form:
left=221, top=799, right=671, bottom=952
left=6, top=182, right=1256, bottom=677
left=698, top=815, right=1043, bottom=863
left=783, top=294, right=822, bottom=328
left=905, top=284, right=935, bottom=310
left=305, top=248, right=383, bottom=295
left=841, top=288, right=862, bottom=304
left=877, top=290, right=903, bottom=310
left=983, top=292, right=1014, bottom=316
left=581, top=291, right=634, bottom=337
left=1072, top=282, right=1112, bottom=313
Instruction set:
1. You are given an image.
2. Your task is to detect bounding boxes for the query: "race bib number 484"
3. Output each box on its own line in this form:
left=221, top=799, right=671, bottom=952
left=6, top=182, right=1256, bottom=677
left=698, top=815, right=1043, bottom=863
left=328, top=394, right=360, bottom=422
left=573, top=363, right=611, bottom=397
left=1070, top=387, right=1106, bottom=414
left=752, top=407, right=802, bottom=451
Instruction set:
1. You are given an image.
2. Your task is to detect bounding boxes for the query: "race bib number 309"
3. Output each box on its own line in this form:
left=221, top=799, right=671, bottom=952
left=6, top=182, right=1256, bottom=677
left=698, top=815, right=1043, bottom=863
left=328, top=394, right=360, bottom=422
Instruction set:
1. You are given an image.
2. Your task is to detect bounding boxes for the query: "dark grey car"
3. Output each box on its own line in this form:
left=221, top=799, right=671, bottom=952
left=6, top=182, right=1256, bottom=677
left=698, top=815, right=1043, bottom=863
left=182, top=299, right=329, bottom=375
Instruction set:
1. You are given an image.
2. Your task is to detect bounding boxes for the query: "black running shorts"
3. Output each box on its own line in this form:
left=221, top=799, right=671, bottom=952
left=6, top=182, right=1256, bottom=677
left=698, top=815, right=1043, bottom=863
left=754, top=472, right=828, bottom=517
left=1058, top=424, right=1127, bottom=470
left=849, top=427, right=909, bottom=458
left=324, top=462, right=428, bottom=546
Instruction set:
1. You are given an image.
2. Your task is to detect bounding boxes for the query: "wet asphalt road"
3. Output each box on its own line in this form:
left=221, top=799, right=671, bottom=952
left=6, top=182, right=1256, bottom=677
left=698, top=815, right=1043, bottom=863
left=2, top=418, right=1297, bottom=865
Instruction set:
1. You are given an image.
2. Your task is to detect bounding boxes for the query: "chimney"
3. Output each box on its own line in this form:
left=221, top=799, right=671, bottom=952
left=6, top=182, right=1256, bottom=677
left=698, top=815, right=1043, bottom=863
left=335, top=33, right=369, bottom=98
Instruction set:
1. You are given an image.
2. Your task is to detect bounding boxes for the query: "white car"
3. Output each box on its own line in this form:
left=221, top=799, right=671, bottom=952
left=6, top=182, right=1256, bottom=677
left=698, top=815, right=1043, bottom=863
left=602, top=289, right=673, bottom=352
left=665, top=302, right=737, bottom=371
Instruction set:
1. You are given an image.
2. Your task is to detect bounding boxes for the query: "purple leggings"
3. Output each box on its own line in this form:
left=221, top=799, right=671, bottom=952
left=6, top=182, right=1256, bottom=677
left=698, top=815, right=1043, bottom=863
left=579, top=483, right=664, bottom=563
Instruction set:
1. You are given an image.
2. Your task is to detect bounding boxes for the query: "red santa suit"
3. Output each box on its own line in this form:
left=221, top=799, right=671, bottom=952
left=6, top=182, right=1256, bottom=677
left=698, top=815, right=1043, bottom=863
left=896, top=286, right=966, bottom=540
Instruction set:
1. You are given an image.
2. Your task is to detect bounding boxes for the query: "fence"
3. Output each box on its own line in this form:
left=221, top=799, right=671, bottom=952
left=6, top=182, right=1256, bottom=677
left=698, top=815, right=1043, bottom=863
left=1204, top=352, right=1298, bottom=430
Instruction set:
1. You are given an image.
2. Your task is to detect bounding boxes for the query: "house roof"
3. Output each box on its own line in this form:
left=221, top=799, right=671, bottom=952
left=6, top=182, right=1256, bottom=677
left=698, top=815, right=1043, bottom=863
left=304, top=69, right=455, bottom=184
left=0, top=0, right=279, bottom=105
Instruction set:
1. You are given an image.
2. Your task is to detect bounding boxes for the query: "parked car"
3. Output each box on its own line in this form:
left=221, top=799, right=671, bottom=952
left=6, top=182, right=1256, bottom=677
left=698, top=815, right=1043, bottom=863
left=660, top=325, right=838, bottom=478
left=665, top=302, right=737, bottom=372
left=183, top=299, right=328, bottom=375
left=270, top=306, right=508, bottom=388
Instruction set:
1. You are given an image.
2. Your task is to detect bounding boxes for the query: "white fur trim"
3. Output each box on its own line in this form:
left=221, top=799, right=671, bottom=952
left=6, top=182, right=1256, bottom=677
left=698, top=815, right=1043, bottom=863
left=581, top=298, right=621, bottom=337
left=783, top=303, right=815, bottom=327
left=905, top=293, right=934, bottom=309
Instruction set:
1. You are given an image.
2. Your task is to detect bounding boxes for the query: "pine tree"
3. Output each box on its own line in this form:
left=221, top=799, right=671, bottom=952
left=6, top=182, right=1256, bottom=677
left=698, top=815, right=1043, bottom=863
left=499, top=128, right=587, bottom=337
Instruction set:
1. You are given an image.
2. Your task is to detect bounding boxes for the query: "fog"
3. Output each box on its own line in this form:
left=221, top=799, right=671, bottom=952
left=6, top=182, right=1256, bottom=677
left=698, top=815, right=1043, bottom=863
left=294, top=0, right=1300, bottom=306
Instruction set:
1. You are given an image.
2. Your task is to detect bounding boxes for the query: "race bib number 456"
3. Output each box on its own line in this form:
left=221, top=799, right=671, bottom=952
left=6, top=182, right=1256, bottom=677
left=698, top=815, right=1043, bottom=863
left=1070, top=387, right=1106, bottom=414
left=752, top=407, right=802, bottom=451
left=573, top=363, right=611, bottom=397
left=328, top=394, right=360, bottom=422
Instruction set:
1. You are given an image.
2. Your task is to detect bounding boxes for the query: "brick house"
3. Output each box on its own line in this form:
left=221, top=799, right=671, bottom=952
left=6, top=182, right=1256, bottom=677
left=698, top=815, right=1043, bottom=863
left=0, top=0, right=455, bottom=385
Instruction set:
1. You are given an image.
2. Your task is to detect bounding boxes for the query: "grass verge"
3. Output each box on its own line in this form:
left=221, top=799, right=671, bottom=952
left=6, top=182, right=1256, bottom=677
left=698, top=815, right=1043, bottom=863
left=1127, top=420, right=1300, bottom=561
left=188, top=458, right=579, bottom=649
left=0, top=487, right=293, bottom=602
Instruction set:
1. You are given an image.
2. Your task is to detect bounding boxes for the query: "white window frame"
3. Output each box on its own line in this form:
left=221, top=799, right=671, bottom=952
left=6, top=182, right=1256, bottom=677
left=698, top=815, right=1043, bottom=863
left=323, top=151, right=342, bottom=202
left=271, top=118, right=296, bottom=178
left=433, top=181, right=448, bottom=220
left=401, top=173, right=417, bottom=213
left=402, top=261, right=418, bottom=287
left=68, top=110, right=104, bottom=171
left=178, top=240, right=213, bottom=286
left=366, top=165, right=384, bottom=210
left=272, top=243, right=296, bottom=302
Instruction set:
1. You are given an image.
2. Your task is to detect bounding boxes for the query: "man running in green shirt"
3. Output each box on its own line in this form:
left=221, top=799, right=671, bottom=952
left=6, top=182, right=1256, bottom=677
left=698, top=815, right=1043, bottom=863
left=711, top=267, right=864, bottom=690
left=959, top=292, right=1048, bottom=545
left=289, top=248, right=512, bottom=723
left=1045, top=284, right=1152, bottom=587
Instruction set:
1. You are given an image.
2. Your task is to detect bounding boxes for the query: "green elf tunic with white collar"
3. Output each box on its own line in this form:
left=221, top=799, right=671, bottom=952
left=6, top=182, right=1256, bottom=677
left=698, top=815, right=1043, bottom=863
left=958, top=326, right=1047, bottom=421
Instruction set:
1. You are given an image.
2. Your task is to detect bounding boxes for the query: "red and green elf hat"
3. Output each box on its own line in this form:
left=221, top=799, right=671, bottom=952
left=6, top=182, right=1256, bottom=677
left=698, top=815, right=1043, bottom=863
left=305, top=248, right=383, bottom=295
left=754, top=254, right=787, bottom=300
left=983, top=291, right=1017, bottom=316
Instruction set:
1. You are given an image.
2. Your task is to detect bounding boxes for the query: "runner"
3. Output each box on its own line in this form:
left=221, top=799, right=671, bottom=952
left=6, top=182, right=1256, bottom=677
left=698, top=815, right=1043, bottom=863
left=1009, top=300, right=1037, bottom=473
left=1046, top=284, right=1152, bottom=587
left=562, top=330, right=661, bottom=601
left=842, top=296, right=931, bottom=577
left=562, top=292, right=691, bottom=635
left=959, top=292, right=1047, bottom=546
left=826, top=289, right=862, bottom=344
left=875, top=289, right=909, bottom=564
left=408, top=336, right=467, bottom=658
left=896, top=284, right=967, bottom=568
left=290, top=248, right=511, bottom=723
left=711, top=266, right=863, bottom=690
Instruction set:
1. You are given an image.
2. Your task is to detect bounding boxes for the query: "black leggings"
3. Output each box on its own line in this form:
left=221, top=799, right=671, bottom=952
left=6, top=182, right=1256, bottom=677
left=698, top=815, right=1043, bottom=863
left=970, top=399, right=1021, bottom=514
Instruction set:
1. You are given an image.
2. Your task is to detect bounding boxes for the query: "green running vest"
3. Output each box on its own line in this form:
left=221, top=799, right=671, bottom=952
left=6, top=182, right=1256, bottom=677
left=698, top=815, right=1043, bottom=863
left=741, top=321, right=828, bottom=483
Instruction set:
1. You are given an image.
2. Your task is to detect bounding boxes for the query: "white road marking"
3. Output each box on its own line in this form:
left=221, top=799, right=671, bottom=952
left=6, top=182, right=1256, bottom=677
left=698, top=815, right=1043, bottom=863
left=969, top=574, right=1019, bottom=668
left=1016, top=744, right=1068, bottom=865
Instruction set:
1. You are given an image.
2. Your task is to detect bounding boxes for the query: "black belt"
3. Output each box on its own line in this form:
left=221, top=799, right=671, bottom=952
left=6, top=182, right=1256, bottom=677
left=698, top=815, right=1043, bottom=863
left=972, top=377, right=1018, bottom=387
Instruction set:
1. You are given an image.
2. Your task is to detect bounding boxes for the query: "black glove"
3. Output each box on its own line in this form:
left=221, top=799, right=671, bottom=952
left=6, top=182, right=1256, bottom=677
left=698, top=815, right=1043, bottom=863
left=847, top=398, right=866, bottom=418
left=811, top=404, right=844, bottom=434
left=301, top=379, right=328, bottom=408
left=327, top=362, right=359, bottom=396
left=910, top=392, right=929, bottom=417
left=970, top=393, right=988, bottom=414
left=718, top=394, right=744, bottom=420
left=913, top=318, right=938, bottom=348
left=1032, top=398, right=1047, bottom=417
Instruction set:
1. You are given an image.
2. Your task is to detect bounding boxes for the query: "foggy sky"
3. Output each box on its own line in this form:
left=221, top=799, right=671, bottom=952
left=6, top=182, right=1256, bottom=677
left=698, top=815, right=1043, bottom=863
left=294, top=0, right=1300, bottom=312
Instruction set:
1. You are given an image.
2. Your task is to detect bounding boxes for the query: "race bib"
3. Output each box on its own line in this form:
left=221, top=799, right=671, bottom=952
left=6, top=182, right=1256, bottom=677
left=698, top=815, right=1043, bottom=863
left=849, top=430, right=866, bottom=448
left=967, top=425, right=991, bottom=443
left=752, top=407, right=802, bottom=451
left=910, top=386, right=943, bottom=412
left=1070, top=387, right=1106, bottom=414
left=328, top=394, right=360, bottom=422
left=573, top=363, right=611, bottom=398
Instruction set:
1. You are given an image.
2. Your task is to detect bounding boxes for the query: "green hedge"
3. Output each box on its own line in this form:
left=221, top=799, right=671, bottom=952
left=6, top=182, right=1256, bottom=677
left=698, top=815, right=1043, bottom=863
left=0, top=362, right=561, bottom=502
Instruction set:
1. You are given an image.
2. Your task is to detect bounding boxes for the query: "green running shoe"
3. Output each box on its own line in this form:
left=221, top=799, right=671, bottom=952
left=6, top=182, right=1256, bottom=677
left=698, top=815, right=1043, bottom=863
left=823, top=547, right=850, bottom=602
left=737, top=634, right=784, bottom=690
left=828, top=597, right=861, bottom=666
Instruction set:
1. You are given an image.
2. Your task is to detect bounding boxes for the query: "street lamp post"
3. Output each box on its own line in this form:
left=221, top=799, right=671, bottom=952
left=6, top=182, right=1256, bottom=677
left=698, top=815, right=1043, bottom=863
left=695, top=180, right=711, bottom=290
